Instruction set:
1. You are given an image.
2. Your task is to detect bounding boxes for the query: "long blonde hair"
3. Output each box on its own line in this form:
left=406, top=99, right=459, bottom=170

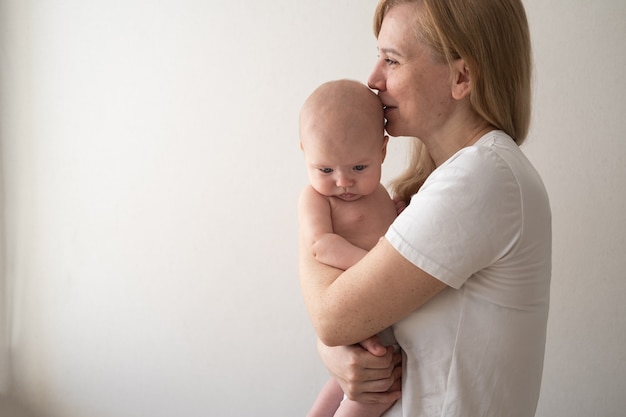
left=374, top=0, right=533, bottom=203
left=392, top=140, right=434, bottom=205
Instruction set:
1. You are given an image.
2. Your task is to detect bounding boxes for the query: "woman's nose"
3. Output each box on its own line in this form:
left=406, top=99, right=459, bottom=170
left=367, top=61, right=385, bottom=91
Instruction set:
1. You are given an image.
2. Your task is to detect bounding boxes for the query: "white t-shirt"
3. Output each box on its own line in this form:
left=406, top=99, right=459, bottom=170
left=383, top=131, right=551, bottom=417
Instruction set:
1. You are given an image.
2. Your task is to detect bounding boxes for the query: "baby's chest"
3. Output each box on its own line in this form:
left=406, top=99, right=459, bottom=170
left=330, top=201, right=386, bottom=250
left=331, top=203, right=368, bottom=230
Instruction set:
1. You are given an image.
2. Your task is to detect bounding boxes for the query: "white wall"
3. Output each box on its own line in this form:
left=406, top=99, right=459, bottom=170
left=0, top=1, right=624, bottom=417
left=526, top=2, right=626, bottom=416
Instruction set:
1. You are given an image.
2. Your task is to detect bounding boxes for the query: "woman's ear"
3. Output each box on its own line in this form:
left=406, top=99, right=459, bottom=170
left=451, top=59, right=471, bottom=100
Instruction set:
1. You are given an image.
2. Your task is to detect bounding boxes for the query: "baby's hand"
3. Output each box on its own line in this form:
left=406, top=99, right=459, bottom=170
left=393, top=198, right=407, bottom=215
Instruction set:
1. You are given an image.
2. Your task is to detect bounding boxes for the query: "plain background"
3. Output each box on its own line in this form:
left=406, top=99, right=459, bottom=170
left=1, top=1, right=625, bottom=416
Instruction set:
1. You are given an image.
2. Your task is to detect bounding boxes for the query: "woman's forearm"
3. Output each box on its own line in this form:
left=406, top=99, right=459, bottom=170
left=300, top=234, right=446, bottom=346
left=299, top=234, right=347, bottom=344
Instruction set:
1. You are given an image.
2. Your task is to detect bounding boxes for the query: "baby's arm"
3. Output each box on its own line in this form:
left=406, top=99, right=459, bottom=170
left=298, top=186, right=367, bottom=270
left=312, top=234, right=367, bottom=271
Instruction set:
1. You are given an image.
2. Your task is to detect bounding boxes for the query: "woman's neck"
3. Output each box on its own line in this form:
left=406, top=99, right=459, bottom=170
left=426, top=120, right=496, bottom=167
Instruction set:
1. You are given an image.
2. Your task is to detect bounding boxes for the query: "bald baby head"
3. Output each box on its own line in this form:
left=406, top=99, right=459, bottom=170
left=299, top=79, right=385, bottom=151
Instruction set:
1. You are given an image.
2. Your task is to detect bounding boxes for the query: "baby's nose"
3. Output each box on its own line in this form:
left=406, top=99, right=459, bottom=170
left=336, top=175, right=354, bottom=188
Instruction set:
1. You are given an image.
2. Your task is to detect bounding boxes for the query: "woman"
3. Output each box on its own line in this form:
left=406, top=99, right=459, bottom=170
left=299, top=1, right=551, bottom=416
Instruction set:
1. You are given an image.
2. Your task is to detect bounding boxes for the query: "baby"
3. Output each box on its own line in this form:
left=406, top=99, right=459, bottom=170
left=298, top=79, right=399, bottom=417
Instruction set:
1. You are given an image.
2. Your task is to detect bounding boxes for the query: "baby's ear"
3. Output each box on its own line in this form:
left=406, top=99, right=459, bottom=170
left=381, top=135, right=389, bottom=160
left=299, top=141, right=304, bottom=151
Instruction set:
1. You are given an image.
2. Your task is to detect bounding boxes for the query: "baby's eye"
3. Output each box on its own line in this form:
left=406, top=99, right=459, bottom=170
left=319, top=168, right=333, bottom=174
left=354, top=165, right=366, bottom=171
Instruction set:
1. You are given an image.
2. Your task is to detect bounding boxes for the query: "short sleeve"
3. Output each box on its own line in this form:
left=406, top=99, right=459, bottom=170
left=385, top=145, right=523, bottom=289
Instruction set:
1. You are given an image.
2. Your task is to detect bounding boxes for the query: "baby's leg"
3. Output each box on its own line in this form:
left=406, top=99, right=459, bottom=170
left=333, top=398, right=396, bottom=417
left=306, top=378, right=344, bottom=417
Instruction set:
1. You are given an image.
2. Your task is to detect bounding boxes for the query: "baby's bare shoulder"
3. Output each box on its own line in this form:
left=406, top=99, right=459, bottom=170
left=299, top=184, right=327, bottom=203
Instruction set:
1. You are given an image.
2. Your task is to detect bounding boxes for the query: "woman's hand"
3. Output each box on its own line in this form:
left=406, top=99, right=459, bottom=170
left=318, top=336, right=402, bottom=404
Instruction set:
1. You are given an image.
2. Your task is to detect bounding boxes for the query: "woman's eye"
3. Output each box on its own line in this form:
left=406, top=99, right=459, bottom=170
left=385, top=58, right=398, bottom=66
left=354, top=165, right=366, bottom=171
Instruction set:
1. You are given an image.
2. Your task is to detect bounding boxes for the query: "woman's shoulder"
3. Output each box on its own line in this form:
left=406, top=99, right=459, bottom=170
left=419, top=131, right=534, bottom=212
left=432, top=134, right=512, bottom=182
left=438, top=131, right=534, bottom=183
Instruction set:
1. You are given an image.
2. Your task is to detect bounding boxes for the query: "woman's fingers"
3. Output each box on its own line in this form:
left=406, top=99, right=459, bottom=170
left=318, top=340, right=403, bottom=404
left=342, top=354, right=402, bottom=402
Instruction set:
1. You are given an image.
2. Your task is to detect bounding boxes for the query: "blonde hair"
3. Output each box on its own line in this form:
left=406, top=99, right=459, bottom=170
left=374, top=0, right=533, bottom=203
left=391, top=140, right=435, bottom=205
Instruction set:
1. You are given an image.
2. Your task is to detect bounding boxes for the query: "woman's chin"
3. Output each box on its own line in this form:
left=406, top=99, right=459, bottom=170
left=384, top=122, right=399, bottom=137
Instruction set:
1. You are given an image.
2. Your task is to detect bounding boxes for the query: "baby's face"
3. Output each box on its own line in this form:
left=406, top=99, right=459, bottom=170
left=302, top=120, right=386, bottom=202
